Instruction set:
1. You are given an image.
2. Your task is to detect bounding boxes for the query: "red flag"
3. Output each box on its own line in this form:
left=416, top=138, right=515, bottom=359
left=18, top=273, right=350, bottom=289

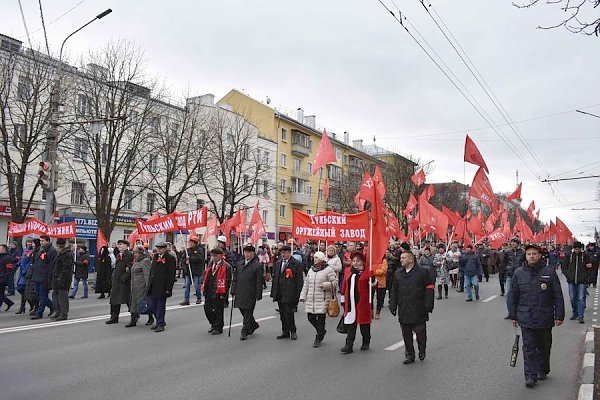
left=357, top=171, right=375, bottom=205
left=385, top=209, right=401, bottom=238
left=442, top=205, right=460, bottom=226
left=469, top=167, right=497, bottom=208
left=249, top=201, right=261, bottom=228
left=505, top=182, right=522, bottom=202
left=250, top=219, right=266, bottom=244
left=555, top=217, right=573, bottom=244
left=312, top=129, right=337, bottom=175
left=425, top=184, right=435, bottom=200
left=403, top=194, right=418, bottom=217
left=408, top=214, right=419, bottom=231
left=486, top=228, right=507, bottom=249
left=323, top=177, right=330, bottom=202
left=373, top=165, right=386, bottom=199
left=96, top=229, right=108, bottom=253
left=128, top=230, right=140, bottom=246
left=535, top=209, right=540, bottom=221
left=370, top=172, right=388, bottom=265
left=354, top=192, right=366, bottom=211
left=527, top=201, right=536, bottom=220
left=220, top=212, right=241, bottom=245
left=411, top=169, right=426, bottom=187
left=484, top=213, right=496, bottom=234
left=467, top=215, right=485, bottom=237
left=464, top=134, right=489, bottom=173
left=237, top=208, right=248, bottom=234
left=418, top=197, right=449, bottom=239
left=203, top=216, right=220, bottom=244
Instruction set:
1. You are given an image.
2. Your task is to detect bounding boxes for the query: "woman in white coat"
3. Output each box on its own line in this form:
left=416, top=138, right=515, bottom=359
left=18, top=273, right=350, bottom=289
left=326, top=245, right=343, bottom=274
left=300, top=251, right=338, bottom=348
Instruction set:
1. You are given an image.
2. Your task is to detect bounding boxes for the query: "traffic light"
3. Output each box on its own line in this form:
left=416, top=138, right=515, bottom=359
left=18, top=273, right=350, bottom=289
left=39, top=161, right=51, bottom=188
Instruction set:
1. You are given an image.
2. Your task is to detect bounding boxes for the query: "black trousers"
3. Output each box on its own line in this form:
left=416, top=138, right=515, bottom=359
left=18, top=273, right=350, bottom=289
left=205, top=297, right=226, bottom=330
left=370, top=288, right=387, bottom=312
left=499, top=271, right=506, bottom=294
left=240, top=307, right=258, bottom=334
left=278, top=301, right=296, bottom=333
left=346, top=322, right=371, bottom=346
left=307, top=313, right=326, bottom=338
left=521, top=327, right=553, bottom=379
left=400, top=322, right=427, bottom=358
left=51, top=289, right=69, bottom=318
left=110, top=303, right=129, bottom=320
left=482, top=264, right=489, bottom=282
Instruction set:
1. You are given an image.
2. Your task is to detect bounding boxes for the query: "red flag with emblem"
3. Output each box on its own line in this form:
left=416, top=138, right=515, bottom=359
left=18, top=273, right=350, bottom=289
left=464, top=134, right=489, bottom=173
left=527, top=201, right=536, bottom=220
left=411, top=169, right=426, bottom=187
left=312, top=129, right=337, bottom=175
left=467, top=214, right=485, bottom=237
left=469, top=167, right=497, bottom=208
left=403, top=193, right=418, bottom=217
left=505, top=182, right=522, bottom=202
left=357, top=171, right=375, bottom=205
left=354, top=192, right=366, bottom=211
left=96, top=229, right=108, bottom=253
left=418, top=197, right=449, bottom=239
left=203, top=216, right=220, bottom=244
left=425, top=184, right=435, bottom=200
left=249, top=201, right=261, bottom=229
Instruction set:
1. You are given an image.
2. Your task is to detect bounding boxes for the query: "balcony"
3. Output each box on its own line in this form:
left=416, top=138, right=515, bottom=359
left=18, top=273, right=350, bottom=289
left=289, top=191, right=311, bottom=206
left=291, top=142, right=310, bottom=158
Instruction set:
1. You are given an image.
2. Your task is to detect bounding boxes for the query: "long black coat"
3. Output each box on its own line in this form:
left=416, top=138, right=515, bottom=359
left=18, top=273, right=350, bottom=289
left=232, top=256, right=263, bottom=309
left=389, top=265, right=435, bottom=325
left=270, top=256, right=303, bottom=304
left=183, top=245, right=205, bottom=277
left=51, top=249, right=73, bottom=290
left=147, top=252, right=176, bottom=298
left=110, top=250, right=133, bottom=305
left=95, top=252, right=112, bottom=293
left=32, top=243, right=57, bottom=285
left=74, top=252, right=90, bottom=279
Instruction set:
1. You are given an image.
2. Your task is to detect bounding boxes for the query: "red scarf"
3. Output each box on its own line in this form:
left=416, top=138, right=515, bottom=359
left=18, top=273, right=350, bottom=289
left=202, top=261, right=227, bottom=295
left=156, top=255, right=166, bottom=264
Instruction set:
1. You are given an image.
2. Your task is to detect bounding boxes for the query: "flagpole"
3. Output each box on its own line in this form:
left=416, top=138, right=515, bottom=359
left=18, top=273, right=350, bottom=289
left=315, top=173, right=323, bottom=215
left=183, top=232, right=193, bottom=284
left=368, top=216, right=373, bottom=307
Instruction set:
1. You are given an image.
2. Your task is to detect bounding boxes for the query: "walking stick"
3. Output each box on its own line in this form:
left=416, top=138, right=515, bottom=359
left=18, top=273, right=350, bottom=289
left=228, top=265, right=237, bottom=338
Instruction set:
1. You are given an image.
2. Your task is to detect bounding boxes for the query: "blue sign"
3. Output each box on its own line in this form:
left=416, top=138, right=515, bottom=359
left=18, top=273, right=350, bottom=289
left=59, top=216, right=98, bottom=239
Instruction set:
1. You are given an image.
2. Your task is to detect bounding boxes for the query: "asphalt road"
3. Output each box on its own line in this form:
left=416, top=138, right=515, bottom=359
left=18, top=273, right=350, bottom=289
left=0, top=272, right=589, bottom=400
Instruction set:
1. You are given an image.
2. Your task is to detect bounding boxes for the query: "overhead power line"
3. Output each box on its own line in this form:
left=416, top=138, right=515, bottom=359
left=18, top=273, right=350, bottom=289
left=542, top=175, right=600, bottom=182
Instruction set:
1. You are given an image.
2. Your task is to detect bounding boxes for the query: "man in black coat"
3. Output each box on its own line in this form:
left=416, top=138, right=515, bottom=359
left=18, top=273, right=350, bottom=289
left=563, top=241, right=592, bottom=323
left=107, top=240, right=133, bottom=324
left=270, top=245, right=303, bottom=340
left=180, top=237, right=205, bottom=306
left=202, top=247, right=232, bottom=335
left=70, top=246, right=90, bottom=299
left=51, top=238, right=73, bottom=321
left=232, top=245, right=264, bottom=340
left=147, top=241, right=177, bottom=333
left=389, top=251, right=435, bottom=364
left=508, top=244, right=565, bottom=388
left=0, top=244, right=15, bottom=311
left=31, top=235, right=57, bottom=319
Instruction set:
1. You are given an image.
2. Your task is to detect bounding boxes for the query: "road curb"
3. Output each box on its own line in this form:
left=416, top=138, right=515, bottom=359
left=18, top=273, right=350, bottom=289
left=578, top=327, right=595, bottom=400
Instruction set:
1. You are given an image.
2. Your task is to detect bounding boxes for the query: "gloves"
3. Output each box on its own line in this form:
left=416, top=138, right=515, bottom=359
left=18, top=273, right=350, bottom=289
left=389, top=308, right=397, bottom=316
left=166, top=291, right=172, bottom=298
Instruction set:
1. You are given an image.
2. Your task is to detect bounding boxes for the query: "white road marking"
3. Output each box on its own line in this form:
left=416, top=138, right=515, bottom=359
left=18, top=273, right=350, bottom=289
left=385, top=334, right=416, bottom=351
left=482, top=295, right=498, bottom=303
left=225, top=316, right=276, bottom=330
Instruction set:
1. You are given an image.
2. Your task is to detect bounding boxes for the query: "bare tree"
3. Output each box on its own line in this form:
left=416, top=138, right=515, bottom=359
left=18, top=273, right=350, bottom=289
left=514, top=0, right=600, bottom=36
left=60, top=41, right=162, bottom=237
left=0, top=47, right=55, bottom=229
left=198, top=107, right=270, bottom=222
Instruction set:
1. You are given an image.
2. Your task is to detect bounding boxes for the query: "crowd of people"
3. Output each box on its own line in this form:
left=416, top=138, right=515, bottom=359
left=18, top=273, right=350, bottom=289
left=1, top=233, right=598, bottom=386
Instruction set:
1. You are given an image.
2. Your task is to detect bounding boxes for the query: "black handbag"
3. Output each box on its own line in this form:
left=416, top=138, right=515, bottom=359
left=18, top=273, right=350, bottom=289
left=336, top=317, right=348, bottom=334
left=138, top=297, right=152, bottom=315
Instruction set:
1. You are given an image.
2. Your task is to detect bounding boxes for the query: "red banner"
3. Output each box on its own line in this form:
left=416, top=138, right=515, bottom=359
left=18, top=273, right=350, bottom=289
left=175, top=207, right=208, bottom=230
left=7, top=218, right=76, bottom=238
left=135, top=214, right=179, bottom=234
left=292, top=210, right=370, bottom=241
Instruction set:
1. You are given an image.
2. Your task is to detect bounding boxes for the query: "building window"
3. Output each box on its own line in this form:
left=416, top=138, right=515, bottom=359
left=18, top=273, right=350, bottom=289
left=243, top=174, right=249, bottom=191
left=146, top=193, right=156, bottom=213
left=281, top=128, right=288, bottom=142
left=101, top=143, right=109, bottom=164
left=151, top=117, right=159, bottom=134
left=292, top=132, right=311, bottom=149
left=13, top=124, right=26, bottom=148
left=318, top=189, right=323, bottom=201
left=280, top=153, right=287, bottom=168
left=255, top=179, right=261, bottom=195
left=335, top=148, right=342, bottom=161
left=123, top=229, right=133, bottom=241
left=76, top=94, right=91, bottom=117
left=71, top=182, right=86, bottom=205
left=148, top=155, right=158, bottom=174
left=293, top=158, right=301, bottom=173
left=262, top=210, right=268, bottom=224
left=307, top=209, right=312, bottom=215
left=279, top=205, right=286, bottom=218
left=263, top=151, right=269, bottom=166
left=124, top=189, right=133, bottom=210
left=280, top=179, right=286, bottom=193
left=307, top=162, right=312, bottom=174
left=130, top=111, right=139, bottom=129
left=74, top=138, right=88, bottom=161
left=196, top=198, right=205, bottom=209
left=17, top=76, right=32, bottom=101
left=263, top=180, right=268, bottom=196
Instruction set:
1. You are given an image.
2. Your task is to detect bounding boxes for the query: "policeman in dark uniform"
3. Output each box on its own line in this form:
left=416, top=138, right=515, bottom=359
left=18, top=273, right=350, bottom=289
left=508, top=244, right=565, bottom=388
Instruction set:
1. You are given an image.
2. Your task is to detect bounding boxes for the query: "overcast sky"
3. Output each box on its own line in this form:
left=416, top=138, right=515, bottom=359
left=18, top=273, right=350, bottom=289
left=4, top=0, right=599, bottom=240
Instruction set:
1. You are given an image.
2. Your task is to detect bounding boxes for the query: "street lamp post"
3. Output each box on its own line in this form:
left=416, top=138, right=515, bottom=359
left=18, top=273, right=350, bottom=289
left=44, top=9, right=112, bottom=224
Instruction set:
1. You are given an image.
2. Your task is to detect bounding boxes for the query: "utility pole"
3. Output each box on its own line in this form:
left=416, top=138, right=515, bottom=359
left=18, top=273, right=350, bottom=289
left=43, top=9, right=112, bottom=224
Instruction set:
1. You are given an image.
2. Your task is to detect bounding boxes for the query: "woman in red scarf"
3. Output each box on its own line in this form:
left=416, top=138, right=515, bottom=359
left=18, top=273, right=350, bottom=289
left=340, top=251, right=375, bottom=353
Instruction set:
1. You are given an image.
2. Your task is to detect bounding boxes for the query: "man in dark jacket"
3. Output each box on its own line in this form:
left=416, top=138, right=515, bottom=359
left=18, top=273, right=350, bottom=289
left=508, top=244, right=565, bottom=388
left=180, top=237, right=205, bottom=306
left=389, top=251, right=434, bottom=364
left=202, top=247, right=232, bottom=335
left=70, top=246, right=90, bottom=299
left=232, top=245, right=264, bottom=340
left=147, top=241, right=176, bottom=332
left=563, top=241, right=592, bottom=323
left=503, top=238, right=525, bottom=318
left=51, top=239, right=73, bottom=320
left=270, top=245, right=303, bottom=340
left=476, top=243, right=491, bottom=282
left=459, top=245, right=483, bottom=302
left=106, top=240, right=133, bottom=324
left=586, top=243, right=599, bottom=288
left=31, top=235, right=57, bottom=319
left=497, top=243, right=509, bottom=296
left=7, top=241, right=21, bottom=296
left=0, top=244, right=16, bottom=311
